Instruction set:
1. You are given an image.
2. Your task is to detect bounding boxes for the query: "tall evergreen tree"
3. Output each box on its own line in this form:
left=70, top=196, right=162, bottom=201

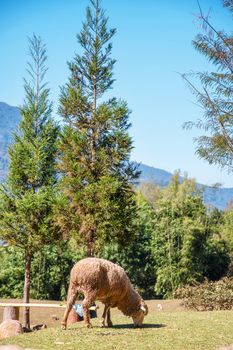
left=183, top=1, right=233, bottom=173
left=58, top=0, right=139, bottom=256
left=0, top=35, right=59, bottom=328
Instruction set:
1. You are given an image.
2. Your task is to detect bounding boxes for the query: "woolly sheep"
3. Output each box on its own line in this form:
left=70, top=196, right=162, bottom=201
left=61, top=257, right=148, bottom=329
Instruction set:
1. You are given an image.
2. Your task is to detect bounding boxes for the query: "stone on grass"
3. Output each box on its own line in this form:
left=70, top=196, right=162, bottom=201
left=0, top=320, right=23, bottom=339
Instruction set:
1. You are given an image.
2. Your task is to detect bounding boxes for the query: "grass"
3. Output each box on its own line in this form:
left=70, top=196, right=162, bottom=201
left=0, top=300, right=233, bottom=350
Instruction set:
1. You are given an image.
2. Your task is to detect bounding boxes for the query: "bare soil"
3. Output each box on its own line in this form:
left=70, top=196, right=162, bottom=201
left=0, top=298, right=185, bottom=328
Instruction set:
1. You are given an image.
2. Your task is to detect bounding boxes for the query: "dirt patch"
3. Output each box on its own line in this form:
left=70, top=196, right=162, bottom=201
left=0, top=300, right=64, bottom=328
left=146, top=299, right=185, bottom=312
left=0, top=299, right=185, bottom=328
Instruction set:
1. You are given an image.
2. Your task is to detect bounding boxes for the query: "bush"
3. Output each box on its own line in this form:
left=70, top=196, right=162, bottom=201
left=175, top=278, right=233, bottom=311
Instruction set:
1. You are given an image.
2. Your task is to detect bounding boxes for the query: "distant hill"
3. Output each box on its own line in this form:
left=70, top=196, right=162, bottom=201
left=138, top=163, right=233, bottom=211
left=0, top=102, right=21, bottom=181
left=0, top=101, right=232, bottom=210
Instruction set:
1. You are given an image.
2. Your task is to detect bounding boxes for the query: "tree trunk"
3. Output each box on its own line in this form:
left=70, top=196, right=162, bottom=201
left=91, top=75, right=97, bottom=169
left=3, top=307, right=19, bottom=322
left=93, top=74, right=97, bottom=112
left=87, top=241, right=94, bottom=257
left=87, top=230, right=95, bottom=257
left=23, top=253, right=32, bottom=329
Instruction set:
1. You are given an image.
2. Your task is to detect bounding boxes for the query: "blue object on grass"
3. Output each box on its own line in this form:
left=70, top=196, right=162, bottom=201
left=73, top=304, right=84, bottom=320
left=73, top=303, right=97, bottom=320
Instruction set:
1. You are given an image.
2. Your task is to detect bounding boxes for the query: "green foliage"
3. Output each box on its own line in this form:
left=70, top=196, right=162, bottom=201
left=0, top=35, right=59, bottom=327
left=0, top=34, right=59, bottom=251
left=101, top=192, right=156, bottom=298
left=150, top=173, right=229, bottom=298
left=0, top=192, right=155, bottom=300
left=0, top=242, right=85, bottom=300
left=203, top=235, right=230, bottom=281
left=29, top=241, right=85, bottom=300
left=138, top=182, right=162, bottom=210
left=100, top=174, right=230, bottom=299
left=0, top=187, right=59, bottom=251
left=176, top=277, right=233, bottom=311
left=0, top=247, right=24, bottom=298
left=183, top=2, right=233, bottom=172
left=221, top=208, right=233, bottom=250
left=221, top=208, right=233, bottom=275
left=9, top=36, right=58, bottom=195
left=58, top=0, right=139, bottom=256
left=0, top=175, right=231, bottom=301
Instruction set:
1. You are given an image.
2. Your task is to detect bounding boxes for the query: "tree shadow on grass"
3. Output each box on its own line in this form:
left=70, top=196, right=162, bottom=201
left=112, top=323, right=166, bottom=329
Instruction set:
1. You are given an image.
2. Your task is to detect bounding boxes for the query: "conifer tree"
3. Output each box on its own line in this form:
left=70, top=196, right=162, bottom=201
left=183, top=1, right=233, bottom=173
left=58, top=0, right=139, bottom=256
left=0, top=35, right=59, bottom=329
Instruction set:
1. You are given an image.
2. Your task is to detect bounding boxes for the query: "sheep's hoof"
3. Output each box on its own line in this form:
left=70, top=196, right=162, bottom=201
left=61, top=323, right=67, bottom=330
left=86, top=323, right=93, bottom=328
left=100, top=322, right=113, bottom=328
left=100, top=319, right=106, bottom=328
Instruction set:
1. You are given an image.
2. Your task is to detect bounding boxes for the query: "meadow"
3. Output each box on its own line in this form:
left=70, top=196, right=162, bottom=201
left=0, top=300, right=233, bottom=350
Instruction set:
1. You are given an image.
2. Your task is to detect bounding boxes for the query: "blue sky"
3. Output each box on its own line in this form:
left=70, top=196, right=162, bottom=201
left=0, top=0, right=232, bottom=187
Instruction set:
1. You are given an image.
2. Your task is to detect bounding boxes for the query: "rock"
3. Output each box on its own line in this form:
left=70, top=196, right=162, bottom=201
left=0, top=320, right=23, bottom=339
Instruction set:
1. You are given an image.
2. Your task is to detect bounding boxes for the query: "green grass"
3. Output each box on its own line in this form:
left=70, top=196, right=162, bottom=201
left=1, top=301, right=233, bottom=350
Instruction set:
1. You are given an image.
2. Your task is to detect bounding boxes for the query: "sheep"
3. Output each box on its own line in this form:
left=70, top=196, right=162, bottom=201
left=61, top=257, right=148, bottom=329
left=0, top=320, right=23, bottom=339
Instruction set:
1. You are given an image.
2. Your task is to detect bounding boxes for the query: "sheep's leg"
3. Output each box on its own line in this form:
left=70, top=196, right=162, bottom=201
left=61, top=283, right=77, bottom=330
left=101, top=304, right=112, bottom=327
left=106, top=308, right=113, bottom=327
left=82, top=291, right=96, bottom=328
left=101, top=304, right=110, bottom=327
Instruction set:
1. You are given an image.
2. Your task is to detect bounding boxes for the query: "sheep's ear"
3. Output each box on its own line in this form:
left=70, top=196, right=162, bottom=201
left=140, top=305, right=148, bottom=315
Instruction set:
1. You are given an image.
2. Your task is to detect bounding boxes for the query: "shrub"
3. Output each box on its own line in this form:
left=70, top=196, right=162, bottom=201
left=175, top=278, right=233, bottom=311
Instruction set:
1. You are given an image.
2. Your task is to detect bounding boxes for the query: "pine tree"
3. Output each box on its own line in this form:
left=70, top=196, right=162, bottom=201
left=0, top=34, right=59, bottom=329
left=183, top=1, right=233, bottom=173
left=58, top=0, right=139, bottom=256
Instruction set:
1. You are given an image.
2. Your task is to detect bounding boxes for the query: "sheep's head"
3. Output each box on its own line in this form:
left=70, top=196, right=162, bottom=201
left=131, top=302, right=148, bottom=327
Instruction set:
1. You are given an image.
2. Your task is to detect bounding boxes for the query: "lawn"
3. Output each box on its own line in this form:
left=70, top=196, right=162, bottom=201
left=0, top=300, right=233, bottom=350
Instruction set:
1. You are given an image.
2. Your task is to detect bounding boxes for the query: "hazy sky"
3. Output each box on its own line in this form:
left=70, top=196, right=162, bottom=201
left=0, top=0, right=232, bottom=187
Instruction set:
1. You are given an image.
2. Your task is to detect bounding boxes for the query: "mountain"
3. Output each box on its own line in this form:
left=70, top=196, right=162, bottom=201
left=0, top=101, right=232, bottom=210
left=138, top=163, right=233, bottom=210
left=0, top=102, right=21, bottom=181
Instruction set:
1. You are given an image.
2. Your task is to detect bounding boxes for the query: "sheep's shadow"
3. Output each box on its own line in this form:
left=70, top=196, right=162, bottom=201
left=112, top=323, right=166, bottom=329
